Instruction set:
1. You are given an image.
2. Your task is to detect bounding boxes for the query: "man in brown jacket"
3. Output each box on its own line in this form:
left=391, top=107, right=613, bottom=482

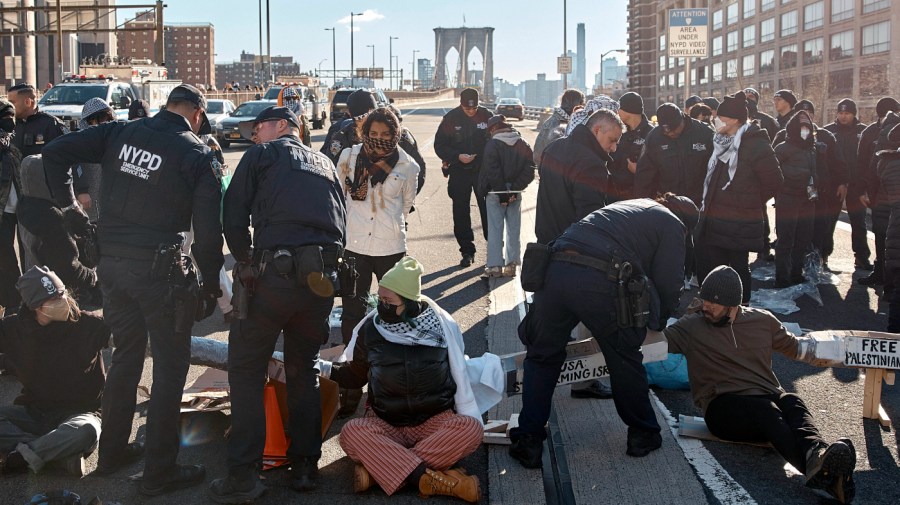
left=663, top=266, right=856, bottom=504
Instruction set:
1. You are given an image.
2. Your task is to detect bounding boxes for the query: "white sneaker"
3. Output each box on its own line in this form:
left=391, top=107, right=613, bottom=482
left=483, top=266, right=503, bottom=278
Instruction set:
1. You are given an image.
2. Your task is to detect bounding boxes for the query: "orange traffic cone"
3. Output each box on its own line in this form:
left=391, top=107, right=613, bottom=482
left=262, top=382, right=290, bottom=468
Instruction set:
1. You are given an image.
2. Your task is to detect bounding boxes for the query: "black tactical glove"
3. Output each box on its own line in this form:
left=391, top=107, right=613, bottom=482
left=195, top=285, right=222, bottom=321
left=63, top=206, right=91, bottom=236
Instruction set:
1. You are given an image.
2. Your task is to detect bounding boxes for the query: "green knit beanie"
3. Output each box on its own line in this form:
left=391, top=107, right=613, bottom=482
left=379, top=256, right=424, bottom=302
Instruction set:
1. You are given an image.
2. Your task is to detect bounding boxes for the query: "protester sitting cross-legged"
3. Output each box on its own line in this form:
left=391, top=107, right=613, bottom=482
left=327, top=256, right=503, bottom=502
left=0, top=266, right=130, bottom=478
left=662, top=266, right=857, bottom=504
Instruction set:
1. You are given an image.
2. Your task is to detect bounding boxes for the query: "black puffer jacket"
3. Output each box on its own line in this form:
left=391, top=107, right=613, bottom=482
left=699, top=122, right=783, bottom=251
left=608, top=115, right=653, bottom=201
left=477, top=129, right=535, bottom=198
left=875, top=148, right=900, bottom=271
left=772, top=122, right=845, bottom=191
left=634, top=115, right=713, bottom=206
left=864, top=112, right=900, bottom=203
left=774, top=112, right=818, bottom=196
left=534, top=124, right=612, bottom=244
left=330, top=317, right=456, bottom=427
left=824, top=119, right=866, bottom=187
left=0, top=132, right=21, bottom=225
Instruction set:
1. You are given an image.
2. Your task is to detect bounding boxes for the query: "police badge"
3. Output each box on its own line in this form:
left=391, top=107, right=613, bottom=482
left=210, top=157, right=224, bottom=182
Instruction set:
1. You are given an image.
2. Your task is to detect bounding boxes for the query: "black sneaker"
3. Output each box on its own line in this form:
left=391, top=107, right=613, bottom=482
left=139, top=464, right=206, bottom=496
left=626, top=427, right=662, bottom=457
left=290, top=457, right=318, bottom=492
left=858, top=271, right=882, bottom=286
left=459, top=254, right=475, bottom=267
left=92, top=442, right=145, bottom=476
left=509, top=434, right=543, bottom=469
left=570, top=380, right=613, bottom=399
left=804, top=440, right=855, bottom=492
left=855, top=258, right=874, bottom=271
left=208, top=475, right=267, bottom=504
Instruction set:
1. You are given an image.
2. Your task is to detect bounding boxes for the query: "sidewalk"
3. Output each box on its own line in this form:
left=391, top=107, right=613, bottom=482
left=484, top=183, right=710, bottom=504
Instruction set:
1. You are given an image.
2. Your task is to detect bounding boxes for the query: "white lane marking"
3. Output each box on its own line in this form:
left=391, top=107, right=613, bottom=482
left=651, top=392, right=757, bottom=505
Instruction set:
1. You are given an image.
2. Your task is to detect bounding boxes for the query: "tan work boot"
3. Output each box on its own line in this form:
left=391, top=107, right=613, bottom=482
left=418, top=468, right=481, bottom=503
left=353, top=464, right=373, bottom=493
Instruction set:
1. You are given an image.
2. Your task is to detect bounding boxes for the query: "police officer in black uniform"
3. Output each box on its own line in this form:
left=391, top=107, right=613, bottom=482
left=434, top=88, right=493, bottom=266
left=41, top=84, right=224, bottom=496
left=208, top=106, right=347, bottom=503
left=609, top=92, right=653, bottom=202
left=7, top=83, right=68, bottom=158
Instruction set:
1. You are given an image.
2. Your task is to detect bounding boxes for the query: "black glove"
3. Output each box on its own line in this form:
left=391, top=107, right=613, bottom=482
left=195, top=285, right=222, bottom=321
left=63, top=206, right=91, bottom=236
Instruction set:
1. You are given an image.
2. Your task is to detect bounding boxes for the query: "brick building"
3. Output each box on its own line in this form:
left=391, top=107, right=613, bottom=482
left=627, top=0, right=899, bottom=121
left=215, top=52, right=301, bottom=90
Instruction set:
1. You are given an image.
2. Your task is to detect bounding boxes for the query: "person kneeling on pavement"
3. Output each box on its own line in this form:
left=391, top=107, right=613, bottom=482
left=662, top=266, right=856, bottom=503
left=0, top=266, right=117, bottom=478
left=327, top=256, right=502, bottom=502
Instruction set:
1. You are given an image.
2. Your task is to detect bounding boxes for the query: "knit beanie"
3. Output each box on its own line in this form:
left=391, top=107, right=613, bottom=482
left=743, top=88, right=760, bottom=102
left=876, top=97, right=900, bottom=119
left=717, top=91, right=749, bottom=122
left=699, top=266, right=743, bottom=307
left=684, top=95, right=703, bottom=110
left=460, top=88, right=479, bottom=108
left=656, top=103, right=684, bottom=130
left=774, top=89, right=798, bottom=108
left=16, top=266, right=66, bottom=310
left=128, top=99, right=151, bottom=120
left=795, top=100, right=815, bottom=115
left=347, top=89, right=377, bottom=118
left=619, top=92, right=644, bottom=115
left=379, top=256, right=424, bottom=302
left=836, top=98, right=857, bottom=115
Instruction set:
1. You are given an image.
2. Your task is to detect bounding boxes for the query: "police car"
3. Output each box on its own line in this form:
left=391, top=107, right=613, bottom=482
left=38, top=75, right=138, bottom=131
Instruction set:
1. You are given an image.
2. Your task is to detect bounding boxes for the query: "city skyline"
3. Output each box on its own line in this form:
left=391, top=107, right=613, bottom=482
left=116, top=0, right=628, bottom=85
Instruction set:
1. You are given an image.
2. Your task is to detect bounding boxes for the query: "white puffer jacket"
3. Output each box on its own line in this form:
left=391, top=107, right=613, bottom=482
left=337, top=144, right=419, bottom=256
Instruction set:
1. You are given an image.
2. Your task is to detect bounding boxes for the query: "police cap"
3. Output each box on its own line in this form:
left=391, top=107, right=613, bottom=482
left=167, top=84, right=211, bottom=135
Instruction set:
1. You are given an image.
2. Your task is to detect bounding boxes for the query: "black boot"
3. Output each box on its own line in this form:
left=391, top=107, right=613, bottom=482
left=625, top=427, right=662, bottom=457
left=509, top=433, right=543, bottom=469
left=859, top=260, right=883, bottom=286
left=290, top=457, right=318, bottom=492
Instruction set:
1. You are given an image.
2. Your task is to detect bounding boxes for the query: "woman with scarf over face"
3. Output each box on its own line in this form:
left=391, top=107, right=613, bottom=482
left=336, top=107, right=420, bottom=414
left=773, top=111, right=819, bottom=287
left=696, top=91, right=783, bottom=303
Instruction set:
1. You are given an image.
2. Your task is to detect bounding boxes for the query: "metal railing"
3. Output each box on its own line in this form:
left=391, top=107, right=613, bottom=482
left=480, top=102, right=550, bottom=122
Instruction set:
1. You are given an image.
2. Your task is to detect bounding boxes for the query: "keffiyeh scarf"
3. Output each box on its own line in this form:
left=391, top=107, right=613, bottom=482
left=565, top=95, right=620, bottom=136
left=375, top=306, right=447, bottom=348
left=701, top=123, right=750, bottom=210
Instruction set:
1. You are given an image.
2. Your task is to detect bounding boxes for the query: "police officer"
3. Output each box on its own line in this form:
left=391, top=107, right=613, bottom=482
left=7, top=83, right=68, bottom=158
left=41, top=84, right=224, bottom=496
left=509, top=195, right=699, bottom=468
left=744, top=87, right=780, bottom=142
left=208, top=106, right=346, bottom=503
left=773, top=89, right=799, bottom=129
left=434, top=88, right=493, bottom=267
left=609, top=91, right=652, bottom=202
left=322, top=90, right=426, bottom=195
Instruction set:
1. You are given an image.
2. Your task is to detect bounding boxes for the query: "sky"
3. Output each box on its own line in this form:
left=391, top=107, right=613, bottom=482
left=117, top=0, right=628, bottom=85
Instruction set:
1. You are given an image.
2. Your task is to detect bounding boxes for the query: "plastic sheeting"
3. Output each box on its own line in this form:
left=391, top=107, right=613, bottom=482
left=749, top=251, right=838, bottom=315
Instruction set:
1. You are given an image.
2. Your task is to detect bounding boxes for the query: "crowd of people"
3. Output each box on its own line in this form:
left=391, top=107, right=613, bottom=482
left=0, top=78, right=895, bottom=504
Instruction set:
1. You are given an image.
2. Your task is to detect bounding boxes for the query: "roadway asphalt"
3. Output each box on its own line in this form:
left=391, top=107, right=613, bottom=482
left=0, top=98, right=897, bottom=504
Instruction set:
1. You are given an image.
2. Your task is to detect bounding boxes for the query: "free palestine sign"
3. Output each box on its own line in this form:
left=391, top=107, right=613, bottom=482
left=668, top=8, right=709, bottom=58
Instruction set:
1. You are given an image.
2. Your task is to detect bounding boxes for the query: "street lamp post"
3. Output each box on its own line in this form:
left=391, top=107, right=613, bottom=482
left=318, top=58, right=328, bottom=79
left=389, top=36, right=399, bottom=90
left=350, top=12, right=362, bottom=87
left=366, top=44, right=375, bottom=84
left=412, top=49, right=419, bottom=91
left=324, top=27, right=336, bottom=87
left=599, top=48, right=627, bottom=95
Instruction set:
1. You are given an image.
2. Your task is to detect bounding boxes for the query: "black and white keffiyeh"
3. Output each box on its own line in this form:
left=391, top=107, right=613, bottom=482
left=375, top=306, right=447, bottom=348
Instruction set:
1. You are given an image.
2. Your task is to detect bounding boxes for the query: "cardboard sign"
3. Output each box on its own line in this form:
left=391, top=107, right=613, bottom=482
left=845, top=334, right=900, bottom=370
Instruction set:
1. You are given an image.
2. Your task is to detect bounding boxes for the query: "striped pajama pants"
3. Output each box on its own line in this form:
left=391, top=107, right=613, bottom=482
left=339, top=409, right=483, bottom=495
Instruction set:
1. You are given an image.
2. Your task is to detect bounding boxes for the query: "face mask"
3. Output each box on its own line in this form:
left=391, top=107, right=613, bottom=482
left=713, top=116, right=726, bottom=133
left=746, top=100, right=758, bottom=115
left=0, top=117, right=13, bottom=133
left=38, top=297, right=70, bottom=322
left=377, top=300, right=404, bottom=324
left=800, top=128, right=811, bottom=140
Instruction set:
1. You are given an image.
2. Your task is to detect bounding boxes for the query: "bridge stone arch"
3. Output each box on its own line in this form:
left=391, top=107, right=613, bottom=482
left=434, top=27, right=494, bottom=99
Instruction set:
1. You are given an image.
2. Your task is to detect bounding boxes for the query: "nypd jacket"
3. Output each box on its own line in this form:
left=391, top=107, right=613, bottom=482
left=553, top=199, right=686, bottom=330
left=12, top=109, right=68, bottom=158
left=634, top=115, right=713, bottom=206
left=749, top=107, right=779, bottom=142
left=824, top=119, right=867, bottom=193
left=772, top=124, right=846, bottom=191
left=434, top=106, right=493, bottom=173
left=874, top=148, right=900, bottom=271
left=330, top=317, right=456, bottom=427
left=534, top=124, right=612, bottom=244
left=224, top=134, right=346, bottom=263
left=337, top=144, right=419, bottom=257
left=608, top=114, right=653, bottom=201
left=41, top=110, right=224, bottom=285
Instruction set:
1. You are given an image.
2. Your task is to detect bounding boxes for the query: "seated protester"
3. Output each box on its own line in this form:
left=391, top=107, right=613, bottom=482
left=16, top=155, right=99, bottom=305
left=0, top=266, right=118, bottom=477
left=662, top=266, right=856, bottom=504
left=328, top=256, right=501, bottom=503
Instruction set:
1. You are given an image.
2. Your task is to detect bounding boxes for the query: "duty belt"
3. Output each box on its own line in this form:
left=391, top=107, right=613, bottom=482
left=550, top=250, right=621, bottom=274
left=100, top=242, right=165, bottom=261
left=254, top=245, right=343, bottom=267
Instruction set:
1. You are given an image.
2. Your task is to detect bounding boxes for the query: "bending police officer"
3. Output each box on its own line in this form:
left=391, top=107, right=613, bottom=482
left=209, top=106, right=347, bottom=503
left=41, top=84, right=225, bottom=496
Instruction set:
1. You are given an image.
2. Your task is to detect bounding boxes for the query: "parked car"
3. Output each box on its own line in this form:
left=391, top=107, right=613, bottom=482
left=329, top=88, right=390, bottom=125
left=38, top=76, right=139, bottom=131
left=206, top=99, right=236, bottom=134
left=216, top=100, right=272, bottom=148
left=495, top=98, right=524, bottom=120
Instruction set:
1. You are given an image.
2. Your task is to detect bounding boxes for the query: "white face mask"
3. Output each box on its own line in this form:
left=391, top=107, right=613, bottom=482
left=713, top=116, right=727, bottom=134
left=800, top=128, right=811, bottom=140
left=38, top=297, right=70, bottom=322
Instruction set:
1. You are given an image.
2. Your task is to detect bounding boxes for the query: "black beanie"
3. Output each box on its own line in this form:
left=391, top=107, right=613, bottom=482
left=661, top=194, right=699, bottom=232
left=16, top=266, right=66, bottom=310
left=717, top=91, right=748, bottom=122
left=876, top=97, right=900, bottom=119
left=774, top=89, right=798, bottom=108
left=684, top=95, right=703, bottom=110
left=795, top=99, right=815, bottom=115
left=619, top=92, right=644, bottom=115
left=743, top=88, right=760, bottom=102
left=656, top=103, right=684, bottom=130
left=347, top=89, right=377, bottom=118
left=460, top=88, right=479, bottom=107
left=700, top=265, right=743, bottom=307
left=836, top=98, right=857, bottom=115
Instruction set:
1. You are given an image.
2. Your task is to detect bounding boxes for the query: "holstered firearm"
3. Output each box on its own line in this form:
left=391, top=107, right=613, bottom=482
left=172, top=255, right=200, bottom=333
left=232, top=262, right=259, bottom=320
